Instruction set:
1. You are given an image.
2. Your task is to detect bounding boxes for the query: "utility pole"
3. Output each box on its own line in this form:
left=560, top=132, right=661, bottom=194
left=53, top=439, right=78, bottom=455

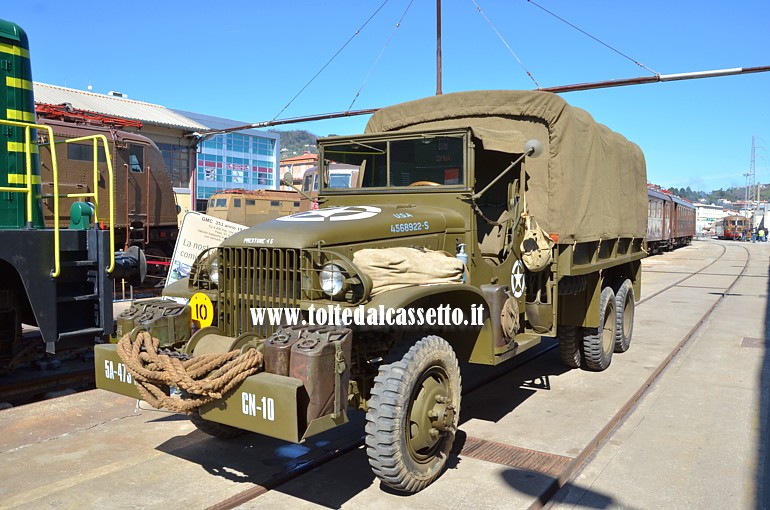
left=751, top=135, right=758, bottom=202
left=744, top=172, right=750, bottom=206
left=436, top=0, right=442, bottom=95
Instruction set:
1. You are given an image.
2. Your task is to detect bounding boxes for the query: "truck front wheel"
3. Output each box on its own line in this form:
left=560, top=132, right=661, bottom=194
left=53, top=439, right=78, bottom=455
left=365, top=335, right=461, bottom=493
left=190, top=410, right=248, bottom=439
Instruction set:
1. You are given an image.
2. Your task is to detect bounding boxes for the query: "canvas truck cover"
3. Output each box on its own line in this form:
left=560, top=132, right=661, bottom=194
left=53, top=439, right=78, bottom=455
left=365, top=90, right=647, bottom=244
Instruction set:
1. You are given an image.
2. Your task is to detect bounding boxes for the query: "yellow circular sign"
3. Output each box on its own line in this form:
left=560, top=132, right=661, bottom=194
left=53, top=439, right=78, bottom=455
left=189, top=292, right=214, bottom=328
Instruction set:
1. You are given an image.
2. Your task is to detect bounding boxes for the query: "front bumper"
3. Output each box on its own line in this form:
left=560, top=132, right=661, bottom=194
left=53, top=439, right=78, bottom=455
left=94, top=342, right=348, bottom=443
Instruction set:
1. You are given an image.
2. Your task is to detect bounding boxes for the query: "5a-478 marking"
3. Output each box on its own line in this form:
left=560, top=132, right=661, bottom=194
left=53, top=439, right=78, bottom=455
left=103, top=359, right=133, bottom=384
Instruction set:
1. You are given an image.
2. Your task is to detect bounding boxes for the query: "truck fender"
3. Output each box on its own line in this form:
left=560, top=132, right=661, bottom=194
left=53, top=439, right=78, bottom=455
left=365, top=284, right=489, bottom=363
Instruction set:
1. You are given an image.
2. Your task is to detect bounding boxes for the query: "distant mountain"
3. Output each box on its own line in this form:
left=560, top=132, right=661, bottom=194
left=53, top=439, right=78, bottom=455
left=666, top=185, right=768, bottom=204
left=270, top=129, right=318, bottom=159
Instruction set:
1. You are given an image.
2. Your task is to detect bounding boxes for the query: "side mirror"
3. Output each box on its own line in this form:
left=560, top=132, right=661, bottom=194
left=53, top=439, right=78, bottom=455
left=281, top=171, right=313, bottom=201
left=525, top=139, right=544, bottom=159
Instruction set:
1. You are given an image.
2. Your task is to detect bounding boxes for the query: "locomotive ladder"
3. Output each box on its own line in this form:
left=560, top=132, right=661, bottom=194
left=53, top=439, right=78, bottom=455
left=0, top=118, right=115, bottom=277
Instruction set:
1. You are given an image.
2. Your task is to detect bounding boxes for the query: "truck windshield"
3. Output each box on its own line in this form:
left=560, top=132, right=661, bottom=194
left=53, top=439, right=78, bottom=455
left=320, top=133, right=466, bottom=190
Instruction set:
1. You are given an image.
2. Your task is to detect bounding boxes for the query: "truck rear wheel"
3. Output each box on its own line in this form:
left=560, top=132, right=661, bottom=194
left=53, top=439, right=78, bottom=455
left=190, top=410, right=248, bottom=439
left=365, top=335, right=461, bottom=493
left=558, top=325, right=581, bottom=369
left=613, top=279, right=634, bottom=353
left=582, top=286, right=616, bottom=371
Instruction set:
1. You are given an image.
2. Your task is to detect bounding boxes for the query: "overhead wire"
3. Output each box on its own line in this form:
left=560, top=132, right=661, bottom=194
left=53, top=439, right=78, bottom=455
left=347, top=0, right=416, bottom=112
left=525, top=0, right=659, bottom=76
left=470, top=0, right=541, bottom=89
left=272, top=0, right=391, bottom=121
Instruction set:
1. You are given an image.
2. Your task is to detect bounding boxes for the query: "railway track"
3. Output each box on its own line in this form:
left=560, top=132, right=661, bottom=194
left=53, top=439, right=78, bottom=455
left=0, top=331, right=98, bottom=406
left=195, top=241, right=750, bottom=509
left=1, top=282, right=163, bottom=406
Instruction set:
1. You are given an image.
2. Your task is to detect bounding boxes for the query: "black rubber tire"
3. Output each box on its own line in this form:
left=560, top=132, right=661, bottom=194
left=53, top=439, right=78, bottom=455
left=613, top=279, right=634, bottom=353
left=558, top=325, right=581, bottom=369
left=190, top=410, right=248, bottom=439
left=582, top=286, right=616, bottom=371
left=365, top=335, right=461, bottom=493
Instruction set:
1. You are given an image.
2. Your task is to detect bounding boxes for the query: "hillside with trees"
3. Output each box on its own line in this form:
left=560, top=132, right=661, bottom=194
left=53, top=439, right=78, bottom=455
left=666, top=185, right=768, bottom=203
left=270, top=129, right=318, bottom=158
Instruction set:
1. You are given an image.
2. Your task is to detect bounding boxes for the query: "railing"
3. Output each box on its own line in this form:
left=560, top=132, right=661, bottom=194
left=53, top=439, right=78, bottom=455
left=0, top=119, right=115, bottom=277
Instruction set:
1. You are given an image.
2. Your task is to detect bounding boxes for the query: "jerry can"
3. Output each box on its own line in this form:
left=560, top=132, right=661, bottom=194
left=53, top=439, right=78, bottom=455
left=289, top=327, right=352, bottom=422
left=115, top=300, right=158, bottom=340
left=263, top=326, right=304, bottom=376
left=132, top=300, right=192, bottom=347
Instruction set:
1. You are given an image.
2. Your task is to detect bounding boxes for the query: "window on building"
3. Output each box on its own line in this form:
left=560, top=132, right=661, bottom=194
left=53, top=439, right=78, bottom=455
left=157, top=143, right=192, bottom=187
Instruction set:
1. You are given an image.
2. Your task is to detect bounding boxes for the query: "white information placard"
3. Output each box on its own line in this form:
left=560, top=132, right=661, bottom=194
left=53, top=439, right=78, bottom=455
left=165, top=211, right=247, bottom=288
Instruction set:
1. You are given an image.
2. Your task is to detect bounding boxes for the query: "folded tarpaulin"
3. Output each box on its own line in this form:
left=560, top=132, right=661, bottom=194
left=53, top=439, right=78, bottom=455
left=353, top=247, right=464, bottom=295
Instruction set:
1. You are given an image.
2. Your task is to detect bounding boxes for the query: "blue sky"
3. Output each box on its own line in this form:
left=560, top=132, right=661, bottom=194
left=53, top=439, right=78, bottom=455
left=6, top=1, right=769, bottom=192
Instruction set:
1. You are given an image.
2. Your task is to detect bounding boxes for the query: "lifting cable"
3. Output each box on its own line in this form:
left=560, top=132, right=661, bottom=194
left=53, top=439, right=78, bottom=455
left=347, top=0, right=416, bottom=112
left=470, top=0, right=541, bottom=89
left=273, top=0, right=391, bottom=122
left=525, top=0, right=659, bottom=76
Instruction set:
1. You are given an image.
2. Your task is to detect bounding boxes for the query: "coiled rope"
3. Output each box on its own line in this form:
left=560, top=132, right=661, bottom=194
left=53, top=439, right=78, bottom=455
left=116, top=330, right=263, bottom=414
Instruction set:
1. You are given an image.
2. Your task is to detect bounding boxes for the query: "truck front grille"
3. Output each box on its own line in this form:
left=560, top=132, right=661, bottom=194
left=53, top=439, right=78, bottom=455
left=218, top=247, right=301, bottom=338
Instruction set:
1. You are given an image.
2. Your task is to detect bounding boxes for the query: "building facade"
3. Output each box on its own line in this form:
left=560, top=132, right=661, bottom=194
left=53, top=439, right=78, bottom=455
left=695, top=203, right=726, bottom=235
left=279, top=152, right=318, bottom=189
left=176, top=111, right=280, bottom=210
left=33, top=83, right=281, bottom=212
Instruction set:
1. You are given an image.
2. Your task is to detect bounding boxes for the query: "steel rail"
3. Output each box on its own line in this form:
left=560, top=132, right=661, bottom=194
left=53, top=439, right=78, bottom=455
left=637, top=241, right=728, bottom=305
left=533, top=241, right=752, bottom=509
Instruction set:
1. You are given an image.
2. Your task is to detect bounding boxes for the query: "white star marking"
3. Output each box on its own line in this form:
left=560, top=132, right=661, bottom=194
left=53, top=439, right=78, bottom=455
left=511, top=260, right=525, bottom=298
left=276, top=206, right=381, bottom=222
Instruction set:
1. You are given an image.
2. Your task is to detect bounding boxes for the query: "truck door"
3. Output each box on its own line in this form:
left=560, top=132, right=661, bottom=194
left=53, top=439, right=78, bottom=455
left=475, top=150, right=519, bottom=266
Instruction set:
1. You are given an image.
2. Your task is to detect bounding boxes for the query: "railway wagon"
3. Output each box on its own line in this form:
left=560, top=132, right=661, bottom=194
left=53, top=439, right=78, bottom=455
left=716, top=215, right=749, bottom=240
left=0, top=19, right=142, bottom=373
left=35, top=117, right=179, bottom=265
left=646, top=188, right=695, bottom=253
left=98, top=90, right=648, bottom=493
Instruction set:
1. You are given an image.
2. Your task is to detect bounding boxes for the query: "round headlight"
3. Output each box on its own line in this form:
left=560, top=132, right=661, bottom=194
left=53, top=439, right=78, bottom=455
left=319, top=263, right=345, bottom=297
left=208, top=252, right=219, bottom=285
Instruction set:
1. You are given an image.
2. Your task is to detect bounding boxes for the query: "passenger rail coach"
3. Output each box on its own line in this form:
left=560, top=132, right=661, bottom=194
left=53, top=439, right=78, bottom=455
left=647, top=188, right=695, bottom=253
left=716, top=215, right=749, bottom=240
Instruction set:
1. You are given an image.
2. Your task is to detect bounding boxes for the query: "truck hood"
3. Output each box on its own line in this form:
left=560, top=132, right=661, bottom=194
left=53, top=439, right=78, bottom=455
left=222, top=204, right=465, bottom=248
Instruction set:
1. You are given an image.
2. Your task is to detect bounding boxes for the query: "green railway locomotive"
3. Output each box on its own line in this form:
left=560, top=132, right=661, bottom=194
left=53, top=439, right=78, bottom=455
left=0, top=20, right=140, bottom=372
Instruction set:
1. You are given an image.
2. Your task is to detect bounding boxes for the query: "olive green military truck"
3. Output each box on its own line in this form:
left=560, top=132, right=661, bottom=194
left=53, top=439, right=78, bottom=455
left=96, top=90, right=647, bottom=494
